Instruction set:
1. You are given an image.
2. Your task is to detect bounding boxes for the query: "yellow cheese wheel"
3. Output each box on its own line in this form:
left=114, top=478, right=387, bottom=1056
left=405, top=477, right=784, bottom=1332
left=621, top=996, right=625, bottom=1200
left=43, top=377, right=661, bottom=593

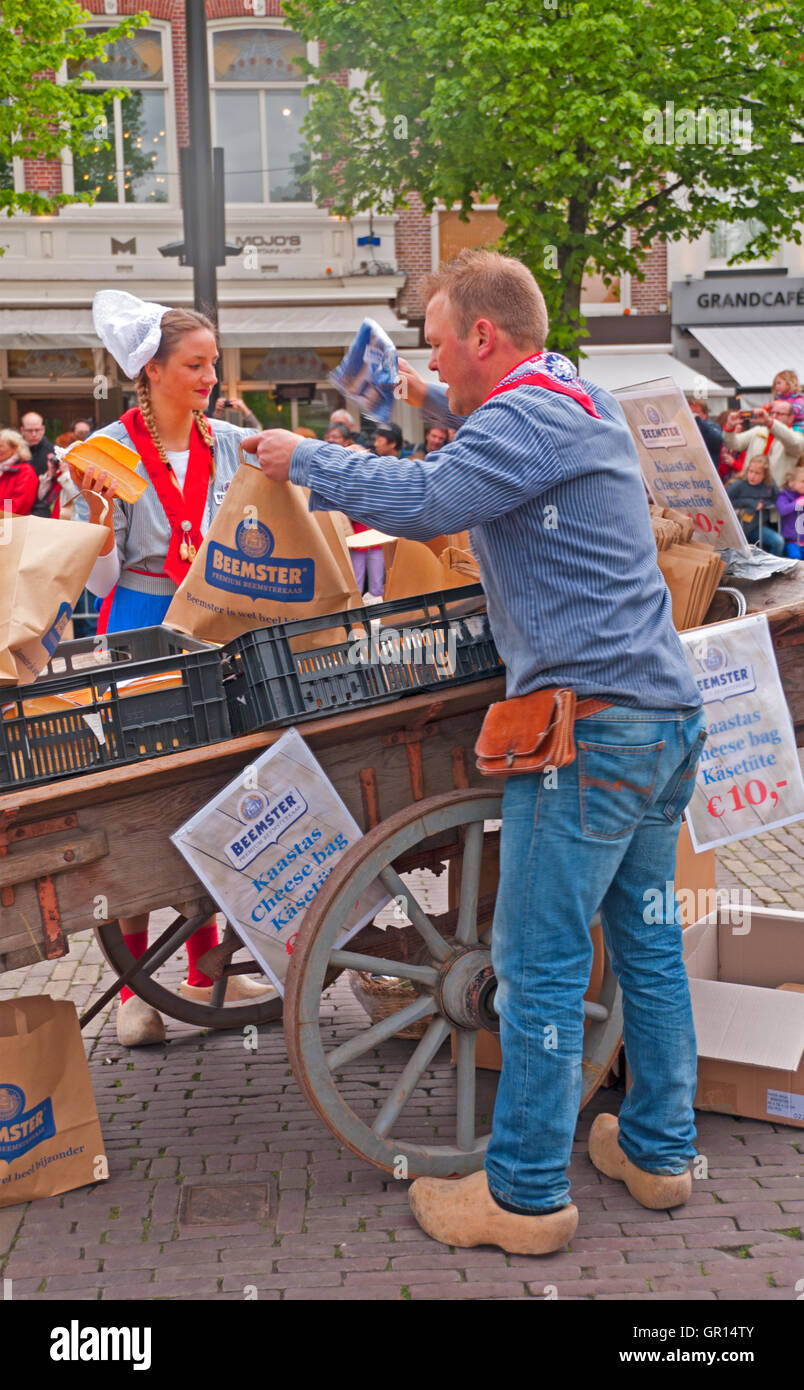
left=66, top=438, right=148, bottom=504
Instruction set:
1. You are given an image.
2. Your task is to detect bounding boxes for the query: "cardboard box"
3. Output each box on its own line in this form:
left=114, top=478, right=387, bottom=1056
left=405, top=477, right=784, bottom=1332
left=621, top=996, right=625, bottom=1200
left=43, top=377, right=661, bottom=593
left=683, top=906, right=804, bottom=1127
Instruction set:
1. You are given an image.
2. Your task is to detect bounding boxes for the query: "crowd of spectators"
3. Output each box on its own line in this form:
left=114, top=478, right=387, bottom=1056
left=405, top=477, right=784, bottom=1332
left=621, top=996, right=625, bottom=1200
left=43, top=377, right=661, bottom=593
left=688, top=369, right=804, bottom=557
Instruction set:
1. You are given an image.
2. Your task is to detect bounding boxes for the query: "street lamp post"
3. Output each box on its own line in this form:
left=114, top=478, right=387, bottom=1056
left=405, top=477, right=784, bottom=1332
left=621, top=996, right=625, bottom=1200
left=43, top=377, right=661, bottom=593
left=184, top=0, right=217, bottom=325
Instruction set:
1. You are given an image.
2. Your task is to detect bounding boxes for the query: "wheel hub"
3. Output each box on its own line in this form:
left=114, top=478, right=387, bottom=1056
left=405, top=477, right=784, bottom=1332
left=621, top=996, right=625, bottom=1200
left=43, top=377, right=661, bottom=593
left=437, top=947, right=499, bottom=1031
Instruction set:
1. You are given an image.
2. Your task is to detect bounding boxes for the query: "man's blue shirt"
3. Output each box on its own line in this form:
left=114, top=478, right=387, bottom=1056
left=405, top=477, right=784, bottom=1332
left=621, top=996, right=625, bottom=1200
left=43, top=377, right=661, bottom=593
left=289, top=374, right=702, bottom=710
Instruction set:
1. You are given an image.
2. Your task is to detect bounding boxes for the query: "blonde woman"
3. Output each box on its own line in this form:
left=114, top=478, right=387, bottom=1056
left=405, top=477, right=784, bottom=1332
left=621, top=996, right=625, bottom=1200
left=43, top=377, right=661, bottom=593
left=0, top=428, right=37, bottom=515
left=75, top=290, right=272, bottom=1046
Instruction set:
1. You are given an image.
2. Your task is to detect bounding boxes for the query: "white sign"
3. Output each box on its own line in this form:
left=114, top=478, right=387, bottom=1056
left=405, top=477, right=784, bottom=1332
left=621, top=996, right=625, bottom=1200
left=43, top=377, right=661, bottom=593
left=680, top=614, right=804, bottom=851
left=615, top=378, right=749, bottom=553
left=171, top=727, right=388, bottom=993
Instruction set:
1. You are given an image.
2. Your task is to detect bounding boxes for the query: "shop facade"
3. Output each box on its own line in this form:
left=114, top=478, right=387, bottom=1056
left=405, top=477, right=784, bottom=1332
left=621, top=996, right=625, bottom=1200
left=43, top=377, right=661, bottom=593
left=0, top=8, right=417, bottom=437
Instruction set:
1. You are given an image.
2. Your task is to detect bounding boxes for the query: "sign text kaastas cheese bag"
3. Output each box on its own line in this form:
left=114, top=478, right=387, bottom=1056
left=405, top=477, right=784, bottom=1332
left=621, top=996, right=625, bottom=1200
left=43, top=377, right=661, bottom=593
left=164, top=457, right=356, bottom=647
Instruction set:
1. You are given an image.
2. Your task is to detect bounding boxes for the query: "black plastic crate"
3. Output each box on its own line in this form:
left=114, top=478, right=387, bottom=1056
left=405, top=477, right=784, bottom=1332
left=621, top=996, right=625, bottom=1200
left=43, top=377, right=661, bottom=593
left=0, top=626, right=231, bottom=789
left=223, top=585, right=503, bottom=735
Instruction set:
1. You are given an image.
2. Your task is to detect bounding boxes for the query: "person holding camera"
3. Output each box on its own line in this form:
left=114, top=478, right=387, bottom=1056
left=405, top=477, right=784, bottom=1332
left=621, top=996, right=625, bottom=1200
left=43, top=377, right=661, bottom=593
left=723, top=401, right=803, bottom=488
left=213, top=394, right=261, bottom=430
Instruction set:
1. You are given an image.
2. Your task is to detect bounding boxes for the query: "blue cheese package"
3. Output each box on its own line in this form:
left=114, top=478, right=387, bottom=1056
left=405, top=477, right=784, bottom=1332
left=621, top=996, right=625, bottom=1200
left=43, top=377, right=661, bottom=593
left=329, top=317, right=398, bottom=423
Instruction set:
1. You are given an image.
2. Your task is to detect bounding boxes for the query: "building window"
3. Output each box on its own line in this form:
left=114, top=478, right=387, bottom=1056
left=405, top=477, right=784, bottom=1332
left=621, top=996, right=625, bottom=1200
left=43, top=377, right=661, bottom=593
left=709, top=219, right=764, bottom=261
left=8, top=349, right=95, bottom=379
left=210, top=26, right=312, bottom=204
left=66, top=27, right=172, bottom=205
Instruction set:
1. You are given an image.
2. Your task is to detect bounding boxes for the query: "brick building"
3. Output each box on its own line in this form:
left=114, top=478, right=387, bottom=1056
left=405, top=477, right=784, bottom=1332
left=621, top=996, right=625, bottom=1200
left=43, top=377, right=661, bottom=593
left=1, top=2, right=802, bottom=436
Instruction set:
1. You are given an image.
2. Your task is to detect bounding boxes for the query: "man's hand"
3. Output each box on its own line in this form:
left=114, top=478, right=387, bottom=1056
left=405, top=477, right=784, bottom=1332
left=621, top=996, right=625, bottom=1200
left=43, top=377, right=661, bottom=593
left=754, top=408, right=772, bottom=428
left=724, top=410, right=742, bottom=433
left=395, top=357, right=428, bottom=409
left=241, top=429, right=299, bottom=483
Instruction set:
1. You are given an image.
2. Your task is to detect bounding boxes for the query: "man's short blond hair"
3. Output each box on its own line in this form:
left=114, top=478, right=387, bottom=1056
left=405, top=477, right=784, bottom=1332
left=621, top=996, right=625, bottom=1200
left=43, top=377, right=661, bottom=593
left=425, top=249, right=549, bottom=350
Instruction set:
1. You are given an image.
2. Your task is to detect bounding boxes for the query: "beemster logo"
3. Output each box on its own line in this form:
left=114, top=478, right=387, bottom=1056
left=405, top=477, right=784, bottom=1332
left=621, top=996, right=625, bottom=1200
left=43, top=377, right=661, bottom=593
left=205, top=519, right=315, bottom=601
left=0, top=1084, right=56, bottom=1162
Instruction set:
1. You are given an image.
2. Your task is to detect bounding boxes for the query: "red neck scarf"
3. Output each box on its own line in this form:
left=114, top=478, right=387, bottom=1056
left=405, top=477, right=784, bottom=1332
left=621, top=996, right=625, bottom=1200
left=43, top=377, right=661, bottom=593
left=120, top=408, right=212, bottom=585
left=483, top=351, right=601, bottom=418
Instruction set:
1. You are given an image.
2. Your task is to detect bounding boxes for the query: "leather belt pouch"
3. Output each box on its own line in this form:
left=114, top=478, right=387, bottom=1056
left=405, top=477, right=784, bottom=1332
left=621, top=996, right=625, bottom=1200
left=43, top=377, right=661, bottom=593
left=475, top=687, right=578, bottom=776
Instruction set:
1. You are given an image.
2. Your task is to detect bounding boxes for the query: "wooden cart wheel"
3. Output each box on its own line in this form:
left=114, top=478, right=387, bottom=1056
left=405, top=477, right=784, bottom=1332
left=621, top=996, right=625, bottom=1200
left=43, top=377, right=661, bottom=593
left=285, top=789, right=623, bottom=1179
left=93, top=917, right=283, bottom=1029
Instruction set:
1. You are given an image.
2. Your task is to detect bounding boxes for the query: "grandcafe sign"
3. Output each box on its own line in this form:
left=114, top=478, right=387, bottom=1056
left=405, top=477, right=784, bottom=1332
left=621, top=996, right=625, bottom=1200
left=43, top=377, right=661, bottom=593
left=672, top=275, right=804, bottom=325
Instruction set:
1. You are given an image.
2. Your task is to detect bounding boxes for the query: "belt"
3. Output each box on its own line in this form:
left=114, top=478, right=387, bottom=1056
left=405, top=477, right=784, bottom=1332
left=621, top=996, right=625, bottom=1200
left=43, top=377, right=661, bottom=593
left=575, top=698, right=613, bottom=720
left=118, top=567, right=177, bottom=597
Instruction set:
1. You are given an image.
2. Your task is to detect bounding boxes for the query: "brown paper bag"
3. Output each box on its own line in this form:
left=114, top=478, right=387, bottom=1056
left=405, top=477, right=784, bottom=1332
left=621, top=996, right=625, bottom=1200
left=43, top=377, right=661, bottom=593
left=0, top=515, right=106, bottom=686
left=309, top=507, right=363, bottom=609
left=384, top=538, right=479, bottom=603
left=0, top=997, right=107, bottom=1206
left=164, top=459, right=357, bottom=647
left=440, top=546, right=481, bottom=581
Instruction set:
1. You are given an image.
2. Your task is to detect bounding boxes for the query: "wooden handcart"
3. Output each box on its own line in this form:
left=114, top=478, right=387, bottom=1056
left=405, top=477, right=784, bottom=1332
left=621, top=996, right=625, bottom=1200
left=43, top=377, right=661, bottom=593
left=2, top=564, right=803, bottom=1179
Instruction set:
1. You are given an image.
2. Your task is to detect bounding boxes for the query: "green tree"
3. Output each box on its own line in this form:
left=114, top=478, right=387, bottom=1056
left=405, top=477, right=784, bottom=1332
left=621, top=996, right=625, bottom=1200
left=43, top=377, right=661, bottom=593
left=0, top=0, right=147, bottom=219
left=284, top=0, right=804, bottom=355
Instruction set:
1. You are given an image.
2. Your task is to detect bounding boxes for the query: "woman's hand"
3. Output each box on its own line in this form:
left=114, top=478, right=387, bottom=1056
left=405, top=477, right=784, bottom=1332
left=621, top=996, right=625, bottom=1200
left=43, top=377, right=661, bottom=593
left=70, top=462, right=123, bottom=553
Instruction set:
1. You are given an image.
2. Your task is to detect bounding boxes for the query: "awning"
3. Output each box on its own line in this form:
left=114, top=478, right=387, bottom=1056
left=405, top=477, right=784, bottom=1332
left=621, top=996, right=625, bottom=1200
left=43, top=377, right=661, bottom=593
left=689, top=324, right=804, bottom=391
left=0, top=302, right=418, bottom=352
left=219, top=302, right=418, bottom=349
left=578, top=351, right=723, bottom=396
left=0, top=308, right=98, bottom=350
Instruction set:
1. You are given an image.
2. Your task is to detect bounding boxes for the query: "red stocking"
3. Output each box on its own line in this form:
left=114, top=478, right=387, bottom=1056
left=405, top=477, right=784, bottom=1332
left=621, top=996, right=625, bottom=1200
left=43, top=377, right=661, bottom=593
left=120, top=930, right=148, bottom=1004
left=185, top=919, right=219, bottom=988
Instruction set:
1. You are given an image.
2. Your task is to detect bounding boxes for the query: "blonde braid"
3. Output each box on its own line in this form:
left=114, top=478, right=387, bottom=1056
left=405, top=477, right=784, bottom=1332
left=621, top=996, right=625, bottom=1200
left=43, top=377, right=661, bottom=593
left=192, top=409, right=216, bottom=481
left=136, top=378, right=176, bottom=482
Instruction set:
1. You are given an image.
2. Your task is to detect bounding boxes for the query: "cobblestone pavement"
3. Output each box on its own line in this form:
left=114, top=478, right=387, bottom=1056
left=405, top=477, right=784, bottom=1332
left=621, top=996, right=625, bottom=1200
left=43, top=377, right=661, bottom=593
left=0, top=828, right=803, bottom=1303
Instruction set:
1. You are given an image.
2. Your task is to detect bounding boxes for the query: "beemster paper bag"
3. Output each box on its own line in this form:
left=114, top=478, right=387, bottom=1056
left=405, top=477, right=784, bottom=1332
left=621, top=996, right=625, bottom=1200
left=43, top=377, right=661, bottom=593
left=0, top=997, right=107, bottom=1206
left=0, top=515, right=106, bottom=686
left=164, top=459, right=356, bottom=647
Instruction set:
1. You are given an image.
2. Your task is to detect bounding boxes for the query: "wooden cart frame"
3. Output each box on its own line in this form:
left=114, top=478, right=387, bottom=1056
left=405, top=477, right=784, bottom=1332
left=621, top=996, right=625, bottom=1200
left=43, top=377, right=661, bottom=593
left=2, top=567, right=803, bottom=1178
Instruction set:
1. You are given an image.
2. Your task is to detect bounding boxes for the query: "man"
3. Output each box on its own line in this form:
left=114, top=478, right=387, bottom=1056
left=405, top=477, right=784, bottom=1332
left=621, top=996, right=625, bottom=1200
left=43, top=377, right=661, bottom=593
left=19, top=411, right=53, bottom=479
left=324, top=421, right=356, bottom=446
left=71, top=418, right=94, bottom=441
left=372, top=422, right=403, bottom=457
left=723, top=400, right=803, bottom=488
left=687, top=397, right=722, bottom=469
left=422, top=423, right=448, bottom=453
left=244, top=249, right=706, bottom=1256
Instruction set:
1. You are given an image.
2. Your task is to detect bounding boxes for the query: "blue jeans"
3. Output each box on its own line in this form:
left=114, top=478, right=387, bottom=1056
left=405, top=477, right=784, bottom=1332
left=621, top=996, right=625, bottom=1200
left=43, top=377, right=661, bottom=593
left=485, top=703, right=708, bottom=1212
left=754, top=527, right=786, bottom=557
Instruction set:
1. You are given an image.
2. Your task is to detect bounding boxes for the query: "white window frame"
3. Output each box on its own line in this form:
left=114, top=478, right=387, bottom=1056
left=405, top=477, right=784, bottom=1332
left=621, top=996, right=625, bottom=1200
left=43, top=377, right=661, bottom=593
left=208, top=18, right=318, bottom=211
left=707, top=218, right=781, bottom=271
left=60, top=20, right=178, bottom=209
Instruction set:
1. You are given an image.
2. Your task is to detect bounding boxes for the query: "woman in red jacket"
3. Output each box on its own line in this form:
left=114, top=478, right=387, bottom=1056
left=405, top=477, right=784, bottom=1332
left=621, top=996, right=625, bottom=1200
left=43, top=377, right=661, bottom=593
left=0, top=429, right=38, bottom=515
